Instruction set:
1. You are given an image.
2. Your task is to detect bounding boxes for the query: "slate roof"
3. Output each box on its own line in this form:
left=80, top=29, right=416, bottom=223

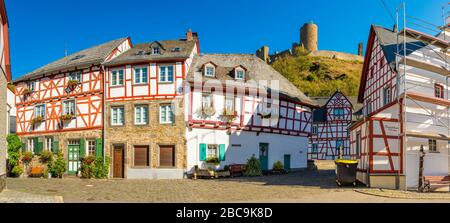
left=15, top=37, right=129, bottom=82
left=186, top=53, right=317, bottom=107
left=103, top=39, right=197, bottom=66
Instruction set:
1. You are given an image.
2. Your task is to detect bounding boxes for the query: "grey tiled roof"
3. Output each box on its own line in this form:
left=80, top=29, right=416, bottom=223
left=15, top=37, right=129, bottom=82
left=186, top=53, right=317, bottom=106
left=103, top=40, right=197, bottom=66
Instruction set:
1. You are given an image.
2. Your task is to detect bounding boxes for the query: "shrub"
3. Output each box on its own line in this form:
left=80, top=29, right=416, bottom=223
left=80, top=155, right=96, bottom=178
left=30, top=116, right=44, bottom=125
left=244, top=155, right=263, bottom=177
left=39, top=150, right=53, bottom=163
left=92, top=156, right=110, bottom=179
left=273, top=161, right=284, bottom=171
left=205, top=157, right=220, bottom=165
left=51, top=152, right=67, bottom=178
left=21, top=151, right=33, bottom=165
left=7, top=134, right=21, bottom=167
left=11, top=165, right=24, bottom=177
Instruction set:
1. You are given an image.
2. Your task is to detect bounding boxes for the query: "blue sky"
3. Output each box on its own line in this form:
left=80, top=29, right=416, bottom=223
left=6, top=0, right=448, bottom=79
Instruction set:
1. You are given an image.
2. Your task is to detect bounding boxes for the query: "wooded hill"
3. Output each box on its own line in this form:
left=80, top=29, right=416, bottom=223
left=271, top=47, right=363, bottom=97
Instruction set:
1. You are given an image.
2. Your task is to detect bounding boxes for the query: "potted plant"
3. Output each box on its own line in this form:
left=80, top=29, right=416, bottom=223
left=22, top=88, right=32, bottom=95
left=60, top=114, right=73, bottom=121
left=30, top=116, right=44, bottom=125
left=197, top=106, right=216, bottom=118
left=222, top=109, right=238, bottom=124
left=21, top=151, right=33, bottom=165
left=39, top=150, right=53, bottom=163
left=244, top=155, right=263, bottom=177
left=272, top=161, right=285, bottom=174
left=11, top=165, right=24, bottom=178
left=51, top=152, right=67, bottom=178
left=66, top=79, right=79, bottom=91
left=206, top=157, right=220, bottom=165
left=80, top=155, right=96, bottom=179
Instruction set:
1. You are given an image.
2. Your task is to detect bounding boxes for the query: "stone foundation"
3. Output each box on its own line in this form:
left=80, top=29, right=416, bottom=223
left=0, top=174, right=5, bottom=191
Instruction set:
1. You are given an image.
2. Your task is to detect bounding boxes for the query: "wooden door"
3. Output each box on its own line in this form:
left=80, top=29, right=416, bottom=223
left=284, top=154, right=291, bottom=171
left=159, top=145, right=175, bottom=167
left=68, top=144, right=80, bottom=175
left=259, top=143, right=269, bottom=171
left=113, top=146, right=124, bottom=178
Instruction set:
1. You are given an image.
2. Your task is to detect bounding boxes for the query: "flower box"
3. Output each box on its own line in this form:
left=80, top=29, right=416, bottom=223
left=30, top=116, right=44, bottom=125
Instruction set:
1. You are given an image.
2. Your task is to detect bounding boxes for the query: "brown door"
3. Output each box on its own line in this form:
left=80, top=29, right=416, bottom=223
left=159, top=145, right=175, bottom=167
left=113, top=146, right=124, bottom=178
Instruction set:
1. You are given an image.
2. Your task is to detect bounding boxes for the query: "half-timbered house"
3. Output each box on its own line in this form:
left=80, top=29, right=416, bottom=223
left=309, top=91, right=361, bottom=160
left=0, top=0, right=10, bottom=191
left=350, top=25, right=450, bottom=190
left=102, top=30, right=199, bottom=179
left=13, top=37, right=131, bottom=175
left=185, top=54, right=316, bottom=174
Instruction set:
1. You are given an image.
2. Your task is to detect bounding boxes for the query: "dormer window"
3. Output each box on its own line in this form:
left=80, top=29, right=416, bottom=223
left=27, top=81, right=35, bottom=92
left=205, top=66, right=215, bottom=77
left=235, top=69, right=245, bottom=80
left=152, top=47, right=160, bottom=55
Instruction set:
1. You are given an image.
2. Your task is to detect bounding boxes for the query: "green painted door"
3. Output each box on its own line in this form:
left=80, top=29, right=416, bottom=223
left=284, top=154, right=291, bottom=171
left=68, top=144, right=80, bottom=175
left=259, top=143, right=269, bottom=171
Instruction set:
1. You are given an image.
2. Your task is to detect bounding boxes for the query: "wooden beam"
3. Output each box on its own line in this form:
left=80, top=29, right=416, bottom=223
left=406, top=91, right=450, bottom=107
left=406, top=132, right=450, bottom=141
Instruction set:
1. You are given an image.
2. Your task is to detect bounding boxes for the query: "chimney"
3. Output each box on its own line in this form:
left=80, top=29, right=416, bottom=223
left=358, top=42, right=363, bottom=56
left=186, top=29, right=194, bottom=41
left=256, top=46, right=270, bottom=63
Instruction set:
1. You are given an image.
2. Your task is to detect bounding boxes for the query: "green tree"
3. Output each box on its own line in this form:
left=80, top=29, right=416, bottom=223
left=6, top=134, right=21, bottom=167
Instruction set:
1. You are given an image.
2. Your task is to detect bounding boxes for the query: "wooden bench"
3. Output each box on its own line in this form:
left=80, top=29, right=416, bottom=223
left=30, top=166, right=44, bottom=178
left=423, top=176, right=450, bottom=192
left=229, top=164, right=246, bottom=177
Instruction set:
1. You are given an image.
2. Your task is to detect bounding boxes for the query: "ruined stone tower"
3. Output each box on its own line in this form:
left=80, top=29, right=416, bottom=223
left=300, top=21, right=318, bottom=52
left=256, top=46, right=270, bottom=63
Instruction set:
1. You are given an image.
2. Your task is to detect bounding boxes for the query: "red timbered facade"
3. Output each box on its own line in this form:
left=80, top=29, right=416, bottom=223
left=309, top=91, right=354, bottom=160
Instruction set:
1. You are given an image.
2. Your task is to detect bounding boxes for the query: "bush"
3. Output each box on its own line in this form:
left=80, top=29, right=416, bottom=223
left=273, top=161, right=284, bottom=171
left=21, top=151, right=33, bottom=165
left=7, top=134, right=21, bottom=167
left=51, top=152, right=67, bottom=178
left=39, top=150, right=53, bottom=163
left=80, top=155, right=96, bottom=179
left=205, top=157, right=220, bottom=165
left=11, top=165, right=24, bottom=177
left=244, top=155, right=263, bottom=177
left=92, top=156, right=110, bottom=179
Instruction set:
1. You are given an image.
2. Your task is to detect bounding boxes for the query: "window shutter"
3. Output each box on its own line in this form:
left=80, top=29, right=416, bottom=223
left=33, top=138, right=39, bottom=155
left=199, top=143, right=207, bottom=161
left=37, top=142, right=43, bottom=155
left=219, top=144, right=226, bottom=161
left=95, top=138, right=103, bottom=158
left=52, top=141, right=59, bottom=154
left=21, top=142, right=26, bottom=153
left=79, top=138, right=86, bottom=158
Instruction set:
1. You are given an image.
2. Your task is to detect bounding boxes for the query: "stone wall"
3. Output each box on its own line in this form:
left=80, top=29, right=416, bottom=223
left=310, top=50, right=364, bottom=62
left=104, top=98, right=186, bottom=179
left=0, top=72, right=6, bottom=191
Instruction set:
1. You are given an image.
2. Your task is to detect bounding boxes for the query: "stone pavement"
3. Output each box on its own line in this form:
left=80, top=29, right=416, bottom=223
left=0, top=189, right=63, bottom=203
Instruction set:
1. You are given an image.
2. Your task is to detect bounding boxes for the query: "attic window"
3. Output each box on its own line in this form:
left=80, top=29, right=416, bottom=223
left=152, top=47, right=160, bottom=55
left=172, top=47, right=181, bottom=52
left=136, top=51, right=145, bottom=55
left=70, top=55, right=85, bottom=61
left=235, top=69, right=245, bottom=80
left=204, top=65, right=215, bottom=77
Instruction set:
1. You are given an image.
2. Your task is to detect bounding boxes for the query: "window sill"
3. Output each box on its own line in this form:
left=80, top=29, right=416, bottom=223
left=132, top=83, right=149, bottom=86
left=134, top=123, right=149, bottom=126
left=111, top=124, right=125, bottom=127
left=158, top=81, right=174, bottom=84
left=109, top=85, right=124, bottom=88
left=131, top=166, right=151, bottom=169
left=428, top=151, right=440, bottom=154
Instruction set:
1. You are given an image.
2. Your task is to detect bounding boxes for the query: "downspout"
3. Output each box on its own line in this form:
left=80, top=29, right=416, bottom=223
left=101, top=64, right=107, bottom=176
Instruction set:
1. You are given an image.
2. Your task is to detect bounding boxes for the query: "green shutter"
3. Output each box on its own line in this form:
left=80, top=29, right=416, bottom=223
left=199, top=143, right=207, bottom=161
left=21, top=142, right=26, bottom=153
left=52, top=141, right=59, bottom=154
left=79, top=138, right=86, bottom=158
left=36, top=142, right=43, bottom=155
left=95, top=138, right=103, bottom=158
left=219, top=144, right=226, bottom=161
left=33, top=138, right=39, bottom=155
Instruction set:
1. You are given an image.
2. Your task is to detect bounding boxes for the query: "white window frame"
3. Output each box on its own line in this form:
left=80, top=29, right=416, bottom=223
left=45, top=137, right=53, bottom=151
left=27, top=138, right=35, bottom=153
left=111, top=106, right=125, bottom=126
left=152, top=47, right=160, bottom=55
left=204, top=65, right=215, bottom=77
left=27, top=81, right=35, bottom=92
left=133, top=66, right=148, bottom=84
left=225, top=97, right=235, bottom=111
left=68, top=71, right=82, bottom=82
left=333, top=108, right=345, bottom=120
left=135, top=105, right=149, bottom=125
left=429, top=139, right=437, bottom=152
left=110, top=69, right=124, bottom=86
left=207, top=144, right=219, bottom=159
left=62, top=99, right=76, bottom=116
left=202, top=93, right=213, bottom=108
left=159, top=104, right=174, bottom=124
left=159, top=65, right=174, bottom=83
left=235, top=68, right=245, bottom=80
left=34, top=104, right=46, bottom=119
left=87, top=139, right=96, bottom=156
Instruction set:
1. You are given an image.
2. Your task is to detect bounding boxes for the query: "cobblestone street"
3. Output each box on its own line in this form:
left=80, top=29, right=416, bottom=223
left=3, top=170, right=450, bottom=203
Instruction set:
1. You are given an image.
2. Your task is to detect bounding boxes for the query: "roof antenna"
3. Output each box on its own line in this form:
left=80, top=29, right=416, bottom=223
left=64, top=42, right=68, bottom=57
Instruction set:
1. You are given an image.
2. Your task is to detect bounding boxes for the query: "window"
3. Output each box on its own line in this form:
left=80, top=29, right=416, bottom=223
left=134, top=146, right=149, bottom=166
left=366, top=99, right=372, bottom=115
left=235, top=69, right=245, bottom=80
left=111, top=69, right=124, bottom=86
left=435, top=84, right=444, bottom=99
left=207, top=144, right=219, bottom=158
left=205, top=66, right=215, bottom=77
left=111, top=107, right=125, bottom=126
left=27, top=81, right=35, bottom=92
left=34, top=104, right=46, bottom=119
left=134, top=67, right=148, bottom=84
left=152, top=47, right=160, bottom=54
left=159, top=65, right=174, bottom=83
left=159, top=104, right=174, bottom=124
left=45, top=137, right=53, bottom=151
left=311, top=144, right=318, bottom=153
left=333, top=108, right=344, bottom=119
left=62, top=100, right=76, bottom=116
left=68, top=71, right=82, bottom=82
left=224, top=97, right=235, bottom=111
left=429, top=139, right=437, bottom=152
left=27, top=138, right=35, bottom=153
left=356, top=131, right=361, bottom=156
left=135, top=105, right=149, bottom=125
left=87, top=140, right=96, bottom=156
left=312, top=126, right=318, bottom=134
left=369, top=67, right=374, bottom=78
left=383, top=87, right=391, bottom=105
left=202, top=93, right=213, bottom=108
